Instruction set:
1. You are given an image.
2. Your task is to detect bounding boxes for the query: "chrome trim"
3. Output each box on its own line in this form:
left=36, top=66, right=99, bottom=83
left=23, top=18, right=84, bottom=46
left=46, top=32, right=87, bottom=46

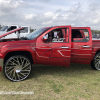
left=82, top=46, right=90, bottom=48
left=0, top=59, right=4, bottom=68
left=71, top=48, right=92, bottom=50
left=60, top=47, right=69, bottom=49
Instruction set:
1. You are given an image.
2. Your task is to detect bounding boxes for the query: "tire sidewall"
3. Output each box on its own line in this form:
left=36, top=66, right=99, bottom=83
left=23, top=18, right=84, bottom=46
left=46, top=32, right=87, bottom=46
left=92, top=53, right=100, bottom=70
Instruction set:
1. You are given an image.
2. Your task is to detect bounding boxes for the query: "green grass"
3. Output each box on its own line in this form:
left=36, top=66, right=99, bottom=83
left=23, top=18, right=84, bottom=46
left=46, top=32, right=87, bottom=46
left=0, top=63, right=100, bottom=100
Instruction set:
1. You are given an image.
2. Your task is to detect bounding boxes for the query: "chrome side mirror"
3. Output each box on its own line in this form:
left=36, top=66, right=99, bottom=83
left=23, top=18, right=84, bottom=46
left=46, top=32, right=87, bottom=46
left=42, top=36, right=47, bottom=42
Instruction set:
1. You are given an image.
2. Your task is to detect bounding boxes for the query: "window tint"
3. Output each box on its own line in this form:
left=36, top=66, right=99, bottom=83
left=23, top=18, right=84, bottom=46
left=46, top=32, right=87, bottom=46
left=72, top=29, right=89, bottom=42
left=45, top=28, right=66, bottom=42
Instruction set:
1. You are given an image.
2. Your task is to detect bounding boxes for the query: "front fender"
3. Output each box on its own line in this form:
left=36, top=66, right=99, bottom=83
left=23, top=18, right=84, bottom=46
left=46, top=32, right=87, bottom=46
left=1, top=46, right=36, bottom=64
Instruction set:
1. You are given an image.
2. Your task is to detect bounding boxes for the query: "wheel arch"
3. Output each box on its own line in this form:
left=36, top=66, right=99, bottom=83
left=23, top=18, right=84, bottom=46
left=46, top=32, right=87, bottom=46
left=95, top=50, right=100, bottom=55
left=91, top=50, right=100, bottom=62
left=4, top=51, right=34, bottom=64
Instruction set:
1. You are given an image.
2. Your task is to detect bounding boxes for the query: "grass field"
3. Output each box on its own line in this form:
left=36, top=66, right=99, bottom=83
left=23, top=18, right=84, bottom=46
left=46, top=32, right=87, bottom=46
left=0, top=63, right=100, bottom=100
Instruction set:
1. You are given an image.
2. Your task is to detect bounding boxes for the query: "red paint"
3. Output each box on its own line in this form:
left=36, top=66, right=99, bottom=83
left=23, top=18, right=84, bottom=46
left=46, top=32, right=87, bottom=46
left=0, top=26, right=100, bottom=72
left=0, top=66, right=2, bottom=71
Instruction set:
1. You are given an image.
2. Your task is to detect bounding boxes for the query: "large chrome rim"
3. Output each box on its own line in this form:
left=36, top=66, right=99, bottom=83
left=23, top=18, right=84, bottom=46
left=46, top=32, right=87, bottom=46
left=5, top=56, right=31, bottom=81
left=94, top=54, right=100, bottom=70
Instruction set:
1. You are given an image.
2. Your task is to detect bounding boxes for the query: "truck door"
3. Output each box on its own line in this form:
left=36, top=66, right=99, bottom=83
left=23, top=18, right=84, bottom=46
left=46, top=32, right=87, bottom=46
left=71, top=27, right=92, bottom=64
left=36, top=26, right=71, bottom=67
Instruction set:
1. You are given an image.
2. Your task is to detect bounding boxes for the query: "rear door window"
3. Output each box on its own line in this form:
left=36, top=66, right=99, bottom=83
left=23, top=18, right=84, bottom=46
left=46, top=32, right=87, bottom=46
left=72, top=29, right=89, bottom=42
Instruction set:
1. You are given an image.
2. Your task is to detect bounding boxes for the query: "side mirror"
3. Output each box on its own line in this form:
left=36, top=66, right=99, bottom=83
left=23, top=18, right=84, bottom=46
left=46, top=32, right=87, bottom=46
left=43, top=36, right=47, bottom=42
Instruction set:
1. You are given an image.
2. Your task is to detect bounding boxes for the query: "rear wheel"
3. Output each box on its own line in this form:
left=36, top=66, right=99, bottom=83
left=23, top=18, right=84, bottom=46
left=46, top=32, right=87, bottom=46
left=91, top=52, right=100, bottom=70
left=3, top=55, right=32, bottom=81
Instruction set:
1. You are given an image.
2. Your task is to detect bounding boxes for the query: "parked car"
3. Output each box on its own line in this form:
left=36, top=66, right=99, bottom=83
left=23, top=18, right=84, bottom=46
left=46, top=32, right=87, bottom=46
left=0, top=25, right=100, bottom=81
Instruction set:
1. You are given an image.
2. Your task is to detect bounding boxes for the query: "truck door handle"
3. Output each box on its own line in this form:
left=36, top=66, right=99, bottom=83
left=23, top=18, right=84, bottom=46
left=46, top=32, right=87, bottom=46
left=60, top=46, right=69, bottom=49
left=82, top=45, right=90, bottom=48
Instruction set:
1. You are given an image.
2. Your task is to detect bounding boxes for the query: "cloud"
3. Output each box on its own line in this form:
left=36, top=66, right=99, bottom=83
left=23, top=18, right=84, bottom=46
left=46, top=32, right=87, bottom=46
left=89, top=3, right=99, bottom=11
left=25, top=14, right=37, bottom=20
left=68, top=2, right=82, bottom=13
left=56, top=9, right=62, bottom=13
left=0, top=0, right=100, bottom=30
left=41, top=0, right=50, bottom=2
left=0, top=0, right=23, bottom=14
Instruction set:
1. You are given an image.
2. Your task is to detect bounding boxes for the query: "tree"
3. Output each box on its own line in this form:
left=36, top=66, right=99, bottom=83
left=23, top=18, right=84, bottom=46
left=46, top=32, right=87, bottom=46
left=30, top=28, right=36, bottom=33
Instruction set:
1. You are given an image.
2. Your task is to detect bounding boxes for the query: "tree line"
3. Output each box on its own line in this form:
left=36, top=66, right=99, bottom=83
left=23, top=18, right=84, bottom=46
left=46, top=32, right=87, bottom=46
left=91, top=30, right=100, bottom=35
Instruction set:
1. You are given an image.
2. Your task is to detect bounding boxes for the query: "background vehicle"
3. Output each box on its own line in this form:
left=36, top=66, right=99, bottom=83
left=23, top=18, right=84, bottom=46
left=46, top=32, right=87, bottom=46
left=0, top=25, right=100, bottom=81
left=0, top=25, right=30, bottom=38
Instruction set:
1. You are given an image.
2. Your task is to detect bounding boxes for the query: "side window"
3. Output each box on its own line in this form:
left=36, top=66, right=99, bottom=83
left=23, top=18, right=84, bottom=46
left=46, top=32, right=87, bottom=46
left=7, top=26, right=17, bottom=32
left=72, top=29, right=89, bottom=42
left=20, top=27, right=28, bottom=33
left=83, top=29, right=89, bottom=40
left=45, top=28, right=65, bottom=42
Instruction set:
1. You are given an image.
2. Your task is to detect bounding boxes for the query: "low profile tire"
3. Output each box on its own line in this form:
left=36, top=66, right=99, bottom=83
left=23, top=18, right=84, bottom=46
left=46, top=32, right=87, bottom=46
left=91, top=52, right=100, bottom=70
left=3, top=55, right=32, bottom=81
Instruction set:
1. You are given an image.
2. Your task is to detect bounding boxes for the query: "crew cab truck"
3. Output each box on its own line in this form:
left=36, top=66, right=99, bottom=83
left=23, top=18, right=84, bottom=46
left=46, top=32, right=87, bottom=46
left=0, top=25, right=99, bottom=81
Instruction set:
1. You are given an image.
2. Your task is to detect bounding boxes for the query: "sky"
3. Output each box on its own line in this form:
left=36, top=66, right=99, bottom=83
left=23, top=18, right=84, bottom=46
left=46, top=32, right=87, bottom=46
left=0, top=0, right=100, bottom=29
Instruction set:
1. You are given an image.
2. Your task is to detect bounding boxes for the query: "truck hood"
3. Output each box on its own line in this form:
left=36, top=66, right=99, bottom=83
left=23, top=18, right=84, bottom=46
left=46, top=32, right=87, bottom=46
left=0, top=36, right=36, bottom=49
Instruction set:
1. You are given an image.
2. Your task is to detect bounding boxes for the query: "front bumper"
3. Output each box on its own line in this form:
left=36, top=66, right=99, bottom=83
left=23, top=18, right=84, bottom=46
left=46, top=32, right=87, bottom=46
left=0, top=59, right=3, bottom=72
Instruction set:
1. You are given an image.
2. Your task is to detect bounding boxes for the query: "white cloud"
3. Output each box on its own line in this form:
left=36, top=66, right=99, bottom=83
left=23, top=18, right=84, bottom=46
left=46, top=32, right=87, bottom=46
left=89, top=3, right=99, bottom=11
left=0, top=0, right=100, bottom=30
left=25, top=14, right=37, bottom=20
left=0, top=0, right=23, bottom=14
left=44, top=12, right=54, bottom=17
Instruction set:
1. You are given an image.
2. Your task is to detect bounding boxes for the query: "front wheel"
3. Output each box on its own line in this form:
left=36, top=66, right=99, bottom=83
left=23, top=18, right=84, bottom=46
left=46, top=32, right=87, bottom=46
left=3, top=55, right=32, bottom=81
left=91, top=52, right=100, bottom=70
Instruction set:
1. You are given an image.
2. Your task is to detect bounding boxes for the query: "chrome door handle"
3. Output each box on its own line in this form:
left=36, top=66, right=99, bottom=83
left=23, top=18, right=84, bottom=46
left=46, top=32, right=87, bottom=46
left=60, top=46, right=69, bottom=49
left=82, top=45, right=90, bottom=48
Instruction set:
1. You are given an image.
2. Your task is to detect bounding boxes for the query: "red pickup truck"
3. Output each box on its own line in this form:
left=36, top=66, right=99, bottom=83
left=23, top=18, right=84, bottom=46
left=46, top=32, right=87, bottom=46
left=0, top=26, right=99, bottom=81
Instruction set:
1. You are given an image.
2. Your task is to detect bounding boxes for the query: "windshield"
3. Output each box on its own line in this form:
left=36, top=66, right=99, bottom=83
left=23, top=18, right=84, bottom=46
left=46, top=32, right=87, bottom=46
left=0, top=26, right=8, bottom=31
left=26, top=28, right=48, bottom=40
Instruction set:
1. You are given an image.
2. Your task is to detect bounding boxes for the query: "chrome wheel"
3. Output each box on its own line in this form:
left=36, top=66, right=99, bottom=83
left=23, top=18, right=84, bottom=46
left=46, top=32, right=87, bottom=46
left=94, top=53, right=100, bottom=70
left=4, top=55, right=31, bottom=81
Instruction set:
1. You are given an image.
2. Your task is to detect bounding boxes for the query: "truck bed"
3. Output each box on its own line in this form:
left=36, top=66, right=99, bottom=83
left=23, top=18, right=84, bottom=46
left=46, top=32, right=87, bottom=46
left=92, top=40, right=100, bottom=48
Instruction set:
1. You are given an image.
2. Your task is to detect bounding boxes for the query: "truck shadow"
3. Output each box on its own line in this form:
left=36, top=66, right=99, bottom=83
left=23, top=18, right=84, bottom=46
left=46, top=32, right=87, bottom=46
left=29, top=63, right=94, bottom=79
